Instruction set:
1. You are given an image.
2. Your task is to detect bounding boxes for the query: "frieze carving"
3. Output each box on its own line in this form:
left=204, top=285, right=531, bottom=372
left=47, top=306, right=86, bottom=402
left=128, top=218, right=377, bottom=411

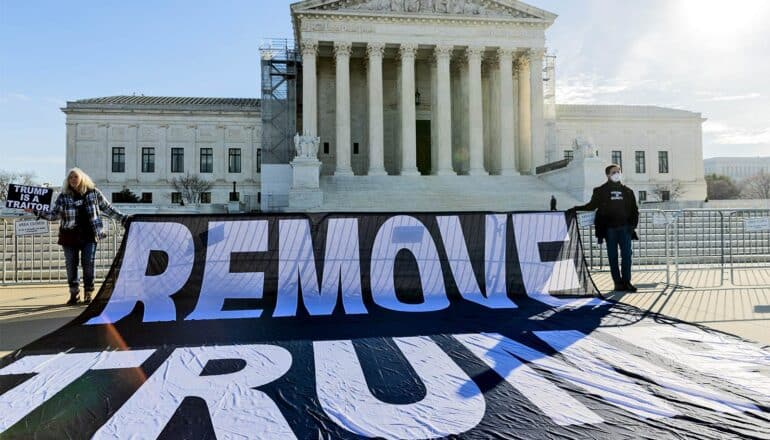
left=299, top=17, right=543, bottom=40
left=325, top=0, right=538, bottom=19
left=301, top=20, right=375, bottom=33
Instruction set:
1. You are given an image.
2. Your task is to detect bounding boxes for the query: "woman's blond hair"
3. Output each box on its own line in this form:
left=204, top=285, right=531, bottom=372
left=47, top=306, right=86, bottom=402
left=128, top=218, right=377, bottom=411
left=62, top=167, right=96, bottom=195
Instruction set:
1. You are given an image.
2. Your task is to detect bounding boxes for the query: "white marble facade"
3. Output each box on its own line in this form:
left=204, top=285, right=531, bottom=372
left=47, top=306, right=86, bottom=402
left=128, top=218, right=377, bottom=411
left=64, top=0, right=708, bottom=210
left=63, top=98, right=262, bottom=210
left=293, top=0, right=554, bottom=177
left=552, top=105, right=707, bottom=202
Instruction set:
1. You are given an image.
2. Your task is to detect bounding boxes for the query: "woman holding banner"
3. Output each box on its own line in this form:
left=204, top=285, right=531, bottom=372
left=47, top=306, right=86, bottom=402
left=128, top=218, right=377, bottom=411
left=27, top=168, right=130, bottom=305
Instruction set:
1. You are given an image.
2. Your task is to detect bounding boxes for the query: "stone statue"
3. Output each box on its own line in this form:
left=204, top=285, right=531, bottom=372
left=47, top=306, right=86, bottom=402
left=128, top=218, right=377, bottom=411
left=340, top=0, right=515, bottom=16
left=294, top=132, right=320, bottom=160
left=572, top=136, right=599, bottom=160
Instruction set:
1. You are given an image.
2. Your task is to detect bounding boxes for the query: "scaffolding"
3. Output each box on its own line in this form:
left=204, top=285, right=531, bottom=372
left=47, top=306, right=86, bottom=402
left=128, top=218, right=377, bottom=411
left=259, top=39, right=300, bottom=165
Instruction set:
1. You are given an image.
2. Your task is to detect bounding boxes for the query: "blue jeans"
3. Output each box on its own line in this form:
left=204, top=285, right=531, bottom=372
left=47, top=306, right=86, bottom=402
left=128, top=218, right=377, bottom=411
left=605, top=226, right=632, bottom=285
left=63, top=243, right=97, bottom=293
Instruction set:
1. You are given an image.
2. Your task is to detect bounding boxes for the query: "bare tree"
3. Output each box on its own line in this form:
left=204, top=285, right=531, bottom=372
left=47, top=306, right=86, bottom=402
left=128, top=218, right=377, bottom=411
left=705, top=173, right=740, bottom=200
left=0, top=170, right=38, bottom=201
left=171, top=172, right=213, bottom=204
left=740, top=171, right=770, bottom=199
left=652, top=181, right=685, bottom=201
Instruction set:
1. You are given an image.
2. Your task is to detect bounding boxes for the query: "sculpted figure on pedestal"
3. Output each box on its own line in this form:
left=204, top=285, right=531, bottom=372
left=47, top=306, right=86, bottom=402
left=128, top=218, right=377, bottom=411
left=293, top=133, right=320, bottom=160
left=573, top=136, right=599, bottom=160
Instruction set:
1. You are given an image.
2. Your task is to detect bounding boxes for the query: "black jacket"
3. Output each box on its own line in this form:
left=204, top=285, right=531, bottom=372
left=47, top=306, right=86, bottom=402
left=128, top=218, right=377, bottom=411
left=573, top=181, right=639, bottom=243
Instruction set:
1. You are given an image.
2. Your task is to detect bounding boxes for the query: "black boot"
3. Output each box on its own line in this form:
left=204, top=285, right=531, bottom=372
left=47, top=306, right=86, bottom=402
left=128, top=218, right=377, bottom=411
left=623, top=282, right=638, bottom=293
left=613, top=282, right=625, bottom=292
left=83, top=289, right=93, bottom=304
left=66, top=289, right=80, bottom=305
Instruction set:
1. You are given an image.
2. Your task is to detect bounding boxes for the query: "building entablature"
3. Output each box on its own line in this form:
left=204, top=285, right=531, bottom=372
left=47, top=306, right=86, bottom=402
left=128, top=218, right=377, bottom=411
left=292, top=0, right=553, bottom=50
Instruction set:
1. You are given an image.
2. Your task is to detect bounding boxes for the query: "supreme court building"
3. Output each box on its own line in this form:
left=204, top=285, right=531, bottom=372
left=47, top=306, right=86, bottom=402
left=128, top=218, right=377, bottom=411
left=64, top=0, right=707, bottom=212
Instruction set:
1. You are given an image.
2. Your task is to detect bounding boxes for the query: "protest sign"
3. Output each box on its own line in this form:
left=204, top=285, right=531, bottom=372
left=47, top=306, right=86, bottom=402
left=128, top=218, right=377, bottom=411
left=4, top=185, right=53, bottom=212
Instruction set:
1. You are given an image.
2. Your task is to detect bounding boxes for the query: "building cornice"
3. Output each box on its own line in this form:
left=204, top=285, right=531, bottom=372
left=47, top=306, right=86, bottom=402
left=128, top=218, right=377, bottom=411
left=62, top=107, right=261, bottom=117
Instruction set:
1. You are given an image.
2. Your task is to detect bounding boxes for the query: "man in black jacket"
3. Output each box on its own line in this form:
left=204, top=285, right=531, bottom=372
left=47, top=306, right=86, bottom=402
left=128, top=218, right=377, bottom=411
left=568, top=164, right=639, bottom=292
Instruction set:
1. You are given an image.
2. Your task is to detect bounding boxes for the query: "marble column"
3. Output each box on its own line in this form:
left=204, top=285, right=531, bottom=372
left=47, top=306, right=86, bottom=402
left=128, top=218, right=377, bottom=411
left=334, top=41, right=354, bottom=176
left=301, top=40, right=318, bottom=136
left=66, top=123, right=77, bottom=171
left=158, top=125, right=167, bottom=182
left=216, top=124, right=226, bottom=181
left=129, top=124, right=139, bottom=182
left=434, top=44, right=455, bottom=176
left=498, top=48, right=518, bottom=175
left=466, top=46, right=487, bottom=176
left=367, top=42, right=387, bottom=176
left=528, top=48, right=546, bottom=174
left=399, top=43, right=420, bottom=176
left=102, top=124, right=111, bottom=182
left=517, top=54, right=532, bottom=174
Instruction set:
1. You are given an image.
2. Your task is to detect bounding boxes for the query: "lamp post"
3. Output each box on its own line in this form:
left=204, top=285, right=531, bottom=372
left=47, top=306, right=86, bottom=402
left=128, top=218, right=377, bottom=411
left=229, top=181, right=239, bottom=202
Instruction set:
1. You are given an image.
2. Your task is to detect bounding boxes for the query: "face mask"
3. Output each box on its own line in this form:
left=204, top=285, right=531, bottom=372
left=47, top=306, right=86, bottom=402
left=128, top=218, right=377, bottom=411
left=610, top=173, right=622, bottom=183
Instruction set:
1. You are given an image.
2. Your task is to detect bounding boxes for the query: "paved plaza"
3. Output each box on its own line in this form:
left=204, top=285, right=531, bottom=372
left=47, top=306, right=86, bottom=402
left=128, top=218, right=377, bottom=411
left=1, top=268, right=768, bottom=358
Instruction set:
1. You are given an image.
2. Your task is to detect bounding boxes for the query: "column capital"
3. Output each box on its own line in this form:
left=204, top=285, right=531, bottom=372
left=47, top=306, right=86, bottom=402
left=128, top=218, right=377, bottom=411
left=399, top=42, right=418, bottom=58
left=434, top=44, right=454, bottom=60
left=516, top=54, right=530, bottom=70
left=333, top=41, right=352, bottom=57
left=496, top=47, right=517, bottom=60
left=301, top=39, right=319, bottom=56
left=366, top=42, right=386, bottom=58
left=527, top=48, right=546, bottom=61
left=465, top=45, right=485, bottom=62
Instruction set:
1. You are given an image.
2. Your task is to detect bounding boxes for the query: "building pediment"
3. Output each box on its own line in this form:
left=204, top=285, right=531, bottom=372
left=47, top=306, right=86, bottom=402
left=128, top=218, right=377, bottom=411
left=292, top=0, right=556, bottom=22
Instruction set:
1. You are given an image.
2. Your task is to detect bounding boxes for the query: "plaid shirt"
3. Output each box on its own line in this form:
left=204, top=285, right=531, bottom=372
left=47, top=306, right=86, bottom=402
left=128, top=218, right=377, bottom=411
left=36, top=189, right=127, bottom=240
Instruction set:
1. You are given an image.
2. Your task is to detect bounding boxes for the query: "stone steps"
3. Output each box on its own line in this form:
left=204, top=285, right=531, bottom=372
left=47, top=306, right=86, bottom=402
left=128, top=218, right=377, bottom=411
left=316, top=175, right=583, bottom=211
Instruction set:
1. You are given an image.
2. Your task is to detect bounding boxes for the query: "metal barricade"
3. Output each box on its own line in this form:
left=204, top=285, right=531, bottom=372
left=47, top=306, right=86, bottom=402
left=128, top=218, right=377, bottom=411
left=727, top=209, right=770, bottom=286
left=669, top=209, right=725, bottom=287
left=579, top=209, right=672, bottom=281
left=0, top=216, right=123, bottom=285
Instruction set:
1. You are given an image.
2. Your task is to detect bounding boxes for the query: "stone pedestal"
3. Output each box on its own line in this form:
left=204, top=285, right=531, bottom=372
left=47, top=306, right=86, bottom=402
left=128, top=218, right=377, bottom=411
left=288, top=158, right=323, bottom=210
left=288, top=134, right=324, bottom=210
left=538, top=137, right=608, bottom=203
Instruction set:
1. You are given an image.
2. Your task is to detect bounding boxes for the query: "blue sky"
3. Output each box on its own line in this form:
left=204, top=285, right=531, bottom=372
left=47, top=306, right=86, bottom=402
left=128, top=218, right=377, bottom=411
left=1, top=0, right=769, bottom=185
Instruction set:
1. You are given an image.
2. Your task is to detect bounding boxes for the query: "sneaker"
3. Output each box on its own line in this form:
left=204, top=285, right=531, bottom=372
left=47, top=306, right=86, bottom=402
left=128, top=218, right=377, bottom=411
left=623, top=282, right=638, bottom=293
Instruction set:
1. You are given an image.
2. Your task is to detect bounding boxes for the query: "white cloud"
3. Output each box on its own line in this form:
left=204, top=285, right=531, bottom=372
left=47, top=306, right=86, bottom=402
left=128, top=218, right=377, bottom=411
left=713, top=128, right=770, bottom=145
left=701, top=93, right=761, bottom=102
left=0, top=93, right=31, bottom=102
left=702, top=121, right=730, bottom=134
